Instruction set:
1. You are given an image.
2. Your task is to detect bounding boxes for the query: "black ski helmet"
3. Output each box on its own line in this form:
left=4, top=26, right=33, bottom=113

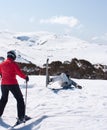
left=7, top=50, right=16, bottom=60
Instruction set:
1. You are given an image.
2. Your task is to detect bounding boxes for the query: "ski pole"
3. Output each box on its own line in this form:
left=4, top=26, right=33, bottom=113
left=46, top=58, right=49, bottom=87
left=24, top=81, right=28, bottom=118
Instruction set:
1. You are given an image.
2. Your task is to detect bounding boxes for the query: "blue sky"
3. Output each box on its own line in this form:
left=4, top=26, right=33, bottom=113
left=0, top=0, right=107, bottom=43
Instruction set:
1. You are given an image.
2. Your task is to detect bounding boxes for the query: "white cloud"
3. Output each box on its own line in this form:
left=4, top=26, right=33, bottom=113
left=40, top=16, right=80, bottom=28
left=91, top=33, right=107, bottom=44
left=92, top=33, right=107, bottom=41
left=91, top=36, right=99, bottom=40
left=101, top=33, right=107, bottom=41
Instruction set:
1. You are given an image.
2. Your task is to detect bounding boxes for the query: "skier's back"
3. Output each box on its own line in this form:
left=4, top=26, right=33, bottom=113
left=0, top=50, right=29, bottom=124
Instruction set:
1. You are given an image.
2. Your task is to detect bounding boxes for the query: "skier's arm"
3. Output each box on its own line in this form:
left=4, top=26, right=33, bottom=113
left=0, top=65, right=1, bottom=74
left=14, top=62, right=27, bottom=79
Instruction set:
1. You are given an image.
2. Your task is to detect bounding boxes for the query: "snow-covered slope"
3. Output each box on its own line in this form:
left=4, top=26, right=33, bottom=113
left=0, top=76, right=107, bottom=130
left=0, top=31, right=107, bottom=66
left=0, top=31, right=107, bottom=130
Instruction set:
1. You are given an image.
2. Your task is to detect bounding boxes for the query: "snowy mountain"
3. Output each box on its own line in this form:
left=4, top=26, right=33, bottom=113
left=0, top=31, right=107, bottom=67
left=0, top=32, right=107, bottom=130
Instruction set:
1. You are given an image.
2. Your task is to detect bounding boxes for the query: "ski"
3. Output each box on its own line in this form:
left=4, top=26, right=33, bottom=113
left=8, top=117, right=31, bottom=130
left=46, top=58, right=49, bottom=87
left=8, top=114, right=47, bottom=130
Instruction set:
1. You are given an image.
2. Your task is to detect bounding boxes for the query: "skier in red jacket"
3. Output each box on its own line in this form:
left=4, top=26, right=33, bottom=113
left=0, top=50, right=29, bottom=124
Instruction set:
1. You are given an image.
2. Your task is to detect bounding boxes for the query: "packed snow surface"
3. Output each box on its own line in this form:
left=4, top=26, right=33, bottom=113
left=0, top=76, right=107, bottom=130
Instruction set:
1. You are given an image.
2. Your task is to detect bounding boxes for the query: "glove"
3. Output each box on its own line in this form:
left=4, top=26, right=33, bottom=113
left=49, top=78, right=53, bottom=82
left=77, top=85, right=82, bottom=89
left=25, top=76, right=29, bottom=82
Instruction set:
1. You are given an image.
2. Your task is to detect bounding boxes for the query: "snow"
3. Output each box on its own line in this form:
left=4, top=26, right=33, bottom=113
left=0, top=31, right=107, bottom=129
left=0, top=31, right=107, bottom=66
left=0, top=76, right=107, bottom=130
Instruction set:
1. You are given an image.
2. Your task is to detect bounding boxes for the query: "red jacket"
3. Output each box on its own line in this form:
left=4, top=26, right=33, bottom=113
left=0, top=58, right=26, bottom=85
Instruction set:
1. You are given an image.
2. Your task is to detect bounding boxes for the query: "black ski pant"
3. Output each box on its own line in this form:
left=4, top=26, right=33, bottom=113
left=0, top=85, right=25, bottom=119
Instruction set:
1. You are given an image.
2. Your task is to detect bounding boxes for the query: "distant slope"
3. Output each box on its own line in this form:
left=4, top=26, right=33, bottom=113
left=0, top=31, right=107, bottom=66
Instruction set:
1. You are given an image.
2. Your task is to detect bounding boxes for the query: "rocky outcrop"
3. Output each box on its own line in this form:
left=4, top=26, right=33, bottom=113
left=17, top=58, right=107, bottom=79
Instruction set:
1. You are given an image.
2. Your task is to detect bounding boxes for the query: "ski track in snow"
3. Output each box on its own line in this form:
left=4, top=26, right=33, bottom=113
left=0, top=76, right=107, bottom=130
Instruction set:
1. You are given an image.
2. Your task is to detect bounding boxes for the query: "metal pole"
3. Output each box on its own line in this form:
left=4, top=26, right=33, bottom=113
left=46, top=58, right=49, bottom=87
left=24, top=81, right=28, bottom=118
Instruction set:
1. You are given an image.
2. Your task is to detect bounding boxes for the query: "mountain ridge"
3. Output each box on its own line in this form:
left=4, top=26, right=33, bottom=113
left=0, top=31, right=107, bottom=66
